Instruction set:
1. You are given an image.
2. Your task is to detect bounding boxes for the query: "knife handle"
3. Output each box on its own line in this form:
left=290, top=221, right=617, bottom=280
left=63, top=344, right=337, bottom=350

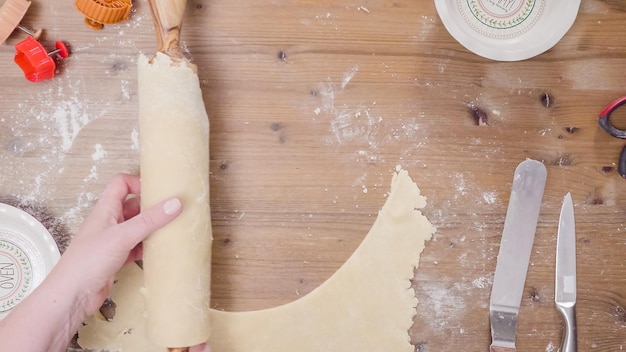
left=490, top=346, right=516, bottom=352
left=557, top=303, right=578, bottom=352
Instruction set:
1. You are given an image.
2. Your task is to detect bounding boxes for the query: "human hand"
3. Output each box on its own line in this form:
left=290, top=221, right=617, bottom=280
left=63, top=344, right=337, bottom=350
left=61, top=174, right=212, bottom=351
left=54, top=173, right=183, bottom=317
left=0, top=174, right=213, bottom=352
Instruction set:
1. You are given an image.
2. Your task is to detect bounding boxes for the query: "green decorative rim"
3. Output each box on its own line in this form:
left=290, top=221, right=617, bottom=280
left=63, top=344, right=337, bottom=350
left=458, top=0, right=545, bottom=40
left=467, top=0, right=536, bottom=29
left=436, top=0, right=581, bottom=60
left=0, top=240, right=33, bottom=313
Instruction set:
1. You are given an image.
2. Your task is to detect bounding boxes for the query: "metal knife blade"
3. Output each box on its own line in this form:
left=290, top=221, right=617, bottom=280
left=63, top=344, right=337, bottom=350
left=490, top=159, right=547, bottom=352
left=555, top=192, right=577, bottom=352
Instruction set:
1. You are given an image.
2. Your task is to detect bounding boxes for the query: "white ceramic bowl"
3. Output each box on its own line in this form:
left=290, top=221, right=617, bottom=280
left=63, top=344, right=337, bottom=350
left=0, top=203, right=60, bottom=319
left=434, top=0, right=581, bottom=61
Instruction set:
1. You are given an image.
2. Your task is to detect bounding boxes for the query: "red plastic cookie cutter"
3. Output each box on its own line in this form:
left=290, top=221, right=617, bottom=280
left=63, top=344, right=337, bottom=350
left=0, top=0, right=42, bottom=44
left=14, top=36, right=69, bottom=82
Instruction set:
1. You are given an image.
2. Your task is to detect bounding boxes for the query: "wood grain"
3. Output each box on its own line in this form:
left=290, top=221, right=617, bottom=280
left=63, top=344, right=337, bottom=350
left=0, top=0, right=624, bottom=351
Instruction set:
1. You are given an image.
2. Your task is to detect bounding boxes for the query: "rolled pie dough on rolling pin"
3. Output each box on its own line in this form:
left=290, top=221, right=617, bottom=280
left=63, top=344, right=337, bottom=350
left=139, top=52, right=212, bottom=347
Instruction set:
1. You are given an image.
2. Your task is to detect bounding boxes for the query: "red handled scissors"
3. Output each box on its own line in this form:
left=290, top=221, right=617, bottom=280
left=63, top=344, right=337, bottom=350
left=598, top=96, right=626, bottom=178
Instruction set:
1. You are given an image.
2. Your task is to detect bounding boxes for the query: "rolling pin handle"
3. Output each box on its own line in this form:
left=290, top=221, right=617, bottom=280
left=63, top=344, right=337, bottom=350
left=148, top=0, right=187, bottom=60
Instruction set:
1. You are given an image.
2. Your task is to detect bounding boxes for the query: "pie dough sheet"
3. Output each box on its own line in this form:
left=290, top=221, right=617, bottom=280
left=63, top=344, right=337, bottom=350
left=78, top=169, right=434, bottom=351
left=138, top=52, right=212, bottom=347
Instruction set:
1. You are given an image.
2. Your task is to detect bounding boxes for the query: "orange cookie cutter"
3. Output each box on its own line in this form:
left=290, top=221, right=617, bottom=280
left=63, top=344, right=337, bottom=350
left=14, top=36, right=69, bottom=82
left=0, top=0, right=42, bottom=44
left=74, top=0, right=132, bottom=30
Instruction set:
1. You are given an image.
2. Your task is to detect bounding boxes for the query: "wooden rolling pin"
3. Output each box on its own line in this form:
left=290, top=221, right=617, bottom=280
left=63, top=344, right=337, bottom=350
left=148, top=0, right=186, bottom=60
left=140, top=1, right=212, bottom=351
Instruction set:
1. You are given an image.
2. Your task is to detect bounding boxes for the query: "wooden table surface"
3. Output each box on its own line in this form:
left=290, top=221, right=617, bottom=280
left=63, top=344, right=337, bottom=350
left=1, top=0, right=625, bottom=350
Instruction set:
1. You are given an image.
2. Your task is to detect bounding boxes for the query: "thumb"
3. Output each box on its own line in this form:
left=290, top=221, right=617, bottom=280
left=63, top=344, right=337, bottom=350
left=114, top=197, right=183, bottom=248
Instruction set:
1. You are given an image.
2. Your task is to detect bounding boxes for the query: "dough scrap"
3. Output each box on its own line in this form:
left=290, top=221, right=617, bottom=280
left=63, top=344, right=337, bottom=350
left=78, top=169, right=435, bottom=351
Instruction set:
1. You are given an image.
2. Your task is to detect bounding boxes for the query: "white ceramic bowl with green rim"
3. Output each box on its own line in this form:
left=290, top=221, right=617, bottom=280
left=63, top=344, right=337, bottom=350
left=434, top=0, right=581, bottom=61
left=0, top=203, right=60, bottom=319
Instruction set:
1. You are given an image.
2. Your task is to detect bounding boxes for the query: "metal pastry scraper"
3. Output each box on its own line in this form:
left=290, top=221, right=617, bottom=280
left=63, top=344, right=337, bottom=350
left=555, top=193, right=577, bottom=352
left=489, top=159, right=547, bottom=352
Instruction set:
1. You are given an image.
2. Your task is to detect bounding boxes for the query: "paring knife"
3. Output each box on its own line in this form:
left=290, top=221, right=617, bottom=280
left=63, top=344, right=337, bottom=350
left=489, top=159, right=547, bottom=352
left=555, top=193, right=577, bottom=352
